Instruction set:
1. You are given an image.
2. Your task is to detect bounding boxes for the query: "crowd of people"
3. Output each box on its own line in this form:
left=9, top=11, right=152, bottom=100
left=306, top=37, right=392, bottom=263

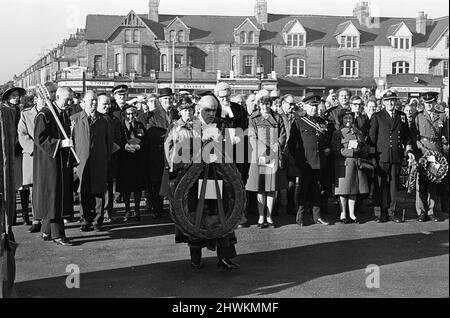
left=0, top=81, right=448, bottom=269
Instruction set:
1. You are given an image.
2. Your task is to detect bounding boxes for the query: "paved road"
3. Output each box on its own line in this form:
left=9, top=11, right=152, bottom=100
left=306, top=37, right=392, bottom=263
left=12, top=193, right=449, bottom=298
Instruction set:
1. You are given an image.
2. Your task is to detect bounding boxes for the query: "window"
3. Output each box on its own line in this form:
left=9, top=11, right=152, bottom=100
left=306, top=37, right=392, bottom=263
left=248, top=31, right=254, bottom=44
left=340, top=59, right=359, bottom=77
left=126, top=53, right=138, bottom=73
left=240, top=31, right=246, bottom=44
left=444, top=60, right=449, bottom=78
left=93, top=55, right=103, bottom=76
left=125, top=29, right=132, bottom=43
left=177, top=30, right=185, bottom=42
left=232, top=55, right=238, bottom=73
left=392, top=61, right=410, bottom=74
left=169, top=30, right=176, bottom=42
left=391, top=37, right=411, bottom=49
left=286, top=58, right=306, bottom=76
left=161, top=54, right=167, bottom=72
left=133, top=29, right=140, bottom=43
left=287, top=34, right=305, bottom=47
left=243, top=55, right=254, bottom=75
left=175, top=54, right=183, bottom=68
left=115, top=53, right=122, bottom=73
left=340, top=36, right=359, bottom=48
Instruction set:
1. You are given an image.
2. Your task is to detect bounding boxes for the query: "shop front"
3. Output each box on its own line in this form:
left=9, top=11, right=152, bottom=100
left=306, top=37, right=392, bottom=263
left=386, top=74, right=444, bottom=101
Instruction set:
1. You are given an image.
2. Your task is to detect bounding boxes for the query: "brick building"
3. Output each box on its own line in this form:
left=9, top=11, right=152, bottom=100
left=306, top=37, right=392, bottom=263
left=14, top=0, right=449, bottom=101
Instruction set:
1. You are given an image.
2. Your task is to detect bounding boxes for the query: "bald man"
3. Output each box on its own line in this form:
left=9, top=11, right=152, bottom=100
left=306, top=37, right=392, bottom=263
left=33, top=86, right=74, bottom=246
left=71, top=91, right=112, bottom=232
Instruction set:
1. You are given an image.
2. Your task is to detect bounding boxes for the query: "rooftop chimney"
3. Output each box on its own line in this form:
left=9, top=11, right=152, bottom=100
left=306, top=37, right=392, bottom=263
left=148, top=0, right=160, bottom=23
left=254, top=0, right=268, bottom=25
left=353, top=1, right=370, bottom=27
left=416, top=11, right=427, bottom=35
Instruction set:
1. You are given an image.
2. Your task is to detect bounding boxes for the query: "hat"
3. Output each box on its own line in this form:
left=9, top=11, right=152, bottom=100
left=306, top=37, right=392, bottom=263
left=1, top=86, right=26, bottom=102
left=302, top=93, right=322, bottom=106
left=382, top=89, right=397, bottom=100
left=338, top=110, right=355, bottom=125
left=421, top=91, right=439, bottom=103
left=159, top=87, right=174, bottom=98
left=112, top=84, right=128, bottom=95
left=214, top=82, right=231, bottom=97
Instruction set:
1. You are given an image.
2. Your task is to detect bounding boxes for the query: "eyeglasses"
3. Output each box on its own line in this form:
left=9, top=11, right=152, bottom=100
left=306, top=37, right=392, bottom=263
left=352, top=103, right=363, bottom=106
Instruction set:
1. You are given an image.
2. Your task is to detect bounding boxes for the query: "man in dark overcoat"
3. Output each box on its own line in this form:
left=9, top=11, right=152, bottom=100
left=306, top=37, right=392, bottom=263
left=369, top=89, right=413, bottom=223
left=33, top=87, right=74, bottom=246
left=1, top=102, right=18, bottom=297
left=71, top=91, right=112, bottom=232
left=143, top=88, right=178, bottom=219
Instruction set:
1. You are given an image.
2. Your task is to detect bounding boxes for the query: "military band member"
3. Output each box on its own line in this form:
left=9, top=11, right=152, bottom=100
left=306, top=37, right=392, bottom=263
left=111, top=84, right=129, bottom=122
left=410, top=92, right=449, bottom=221
left=369, top=89, right=413, bottom=223
left=288, top=94, right=331, bottom=227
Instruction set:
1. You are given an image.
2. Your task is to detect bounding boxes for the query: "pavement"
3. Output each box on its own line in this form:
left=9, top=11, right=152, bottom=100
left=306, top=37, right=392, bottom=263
left=12, top=192, right=449, bottom=298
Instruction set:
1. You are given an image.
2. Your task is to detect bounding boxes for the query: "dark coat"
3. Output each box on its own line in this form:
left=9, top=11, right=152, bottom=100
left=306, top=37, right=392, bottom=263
left=354, top=113, right=371, bottom=140
left=288, top=115, right=332, bottom=170
left=245, top=110, right=287, bottom=192
left=103, top=113, right=125, bottom=180
left=141, top=106, right=176, bottom=182
left=71, top=111, right=112, bottom=195
left=0, top=104, right=17, bottom=298
left=331, top=127, right=369, bottom=196
left=281, top=112, right=301, bottom=177
left=33, top=105, right=73, bottom=220
left=369, top=109, right=412, bottom=164
left=117, top=119, right=148, bottom=193
left=216, top=101, right=247, bottom=131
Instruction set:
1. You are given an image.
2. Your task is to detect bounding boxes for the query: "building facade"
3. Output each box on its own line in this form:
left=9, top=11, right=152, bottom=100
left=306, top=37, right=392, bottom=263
left=13, top=0, right=449, bottom=101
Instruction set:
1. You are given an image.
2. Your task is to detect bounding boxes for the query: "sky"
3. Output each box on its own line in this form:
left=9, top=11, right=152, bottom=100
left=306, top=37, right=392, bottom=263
left=0, top=0, right=448, bottom=84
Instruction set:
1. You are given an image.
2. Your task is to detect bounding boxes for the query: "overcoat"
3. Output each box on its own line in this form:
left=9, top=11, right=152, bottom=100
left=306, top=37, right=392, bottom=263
left=245, top=110, right=287, bottom=192
left=331, top=127, right=369, bottom=196
left=32, top=105, right=74, bottom=220
left=17, top=106, right=38, bottom=186
left=0, top=104, right=17, bottom=298
left=71, top=111, right=112, bottom=195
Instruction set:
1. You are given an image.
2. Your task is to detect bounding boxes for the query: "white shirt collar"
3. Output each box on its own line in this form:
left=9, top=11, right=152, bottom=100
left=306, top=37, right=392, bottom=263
left=220, top=104, right=234, bottom=118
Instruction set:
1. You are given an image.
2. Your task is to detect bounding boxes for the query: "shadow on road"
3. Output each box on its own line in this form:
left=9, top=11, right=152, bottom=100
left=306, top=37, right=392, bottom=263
left=15, top=230, right=449, bottom=298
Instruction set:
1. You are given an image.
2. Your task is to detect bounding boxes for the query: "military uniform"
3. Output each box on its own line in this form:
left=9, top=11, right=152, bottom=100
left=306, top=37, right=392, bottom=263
left=288, top=95, right=331, bottom=226
left=369, top=90, right=412, bottom=222
left=410, top=92, right=449, bottom=220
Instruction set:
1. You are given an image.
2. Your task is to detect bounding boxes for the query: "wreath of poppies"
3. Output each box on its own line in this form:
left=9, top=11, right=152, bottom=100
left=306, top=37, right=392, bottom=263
left=418, top=150, right=449, bottom=184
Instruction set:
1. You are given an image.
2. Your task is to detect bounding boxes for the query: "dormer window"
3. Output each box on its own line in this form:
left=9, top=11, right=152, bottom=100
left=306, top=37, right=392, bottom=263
left=389, top=37, right=411, bottom=49
left=340, top=36, right=359, bottom=49
left=287, top=34, right=305, bottom=47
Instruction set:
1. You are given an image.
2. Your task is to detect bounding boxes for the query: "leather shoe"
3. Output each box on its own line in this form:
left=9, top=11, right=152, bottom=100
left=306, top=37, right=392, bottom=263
left=29, top=223, right=42, bottom=233
left=41, top=233, right=52, bottom=241
left=340, top=219, right=348, bottom=224
left=429, top=215, right=439, bottom=222
left=315, top=218, right=330, bottom=226
left=217, top=259, right=240, bottom=270
left=417, top=213, right=428, bottom=222
left=389, top=215, right=402, bottom=223
left=53, top=237, right=73, bottom=246
left=349, top=218, right=360, bottom=224
left=191, top=261, right=203, bottom=269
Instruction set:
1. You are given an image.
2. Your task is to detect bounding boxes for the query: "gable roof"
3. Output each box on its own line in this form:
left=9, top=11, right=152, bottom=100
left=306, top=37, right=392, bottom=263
left=282, top=19, right=306, bottom=34
left=386, top=21, right=412, bottom=37
left=234, top=17, right=261, bottom=32
left=334, top=21, right=353, bottom=36
left=165, top=16, right=191, bottom=30
left=105, top=11, right=157, bottom=40
left=84, top=12, right=449, bottom=48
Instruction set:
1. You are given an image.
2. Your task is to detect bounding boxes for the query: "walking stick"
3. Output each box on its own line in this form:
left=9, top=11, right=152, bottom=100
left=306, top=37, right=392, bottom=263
left=36, top=84, right=80, bottom=165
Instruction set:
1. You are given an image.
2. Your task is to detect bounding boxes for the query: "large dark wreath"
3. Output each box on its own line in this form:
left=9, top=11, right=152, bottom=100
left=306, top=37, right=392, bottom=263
left=169, top=163, right=246, bottom=240
left=418, top=150, right=449, bottom=184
